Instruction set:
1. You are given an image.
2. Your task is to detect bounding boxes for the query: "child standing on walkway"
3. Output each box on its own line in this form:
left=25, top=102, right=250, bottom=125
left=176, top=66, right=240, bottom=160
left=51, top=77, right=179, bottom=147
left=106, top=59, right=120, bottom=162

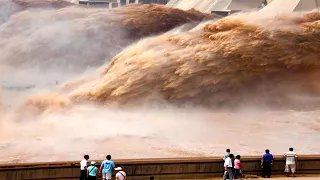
left=234, top=155, right=242, bottom=180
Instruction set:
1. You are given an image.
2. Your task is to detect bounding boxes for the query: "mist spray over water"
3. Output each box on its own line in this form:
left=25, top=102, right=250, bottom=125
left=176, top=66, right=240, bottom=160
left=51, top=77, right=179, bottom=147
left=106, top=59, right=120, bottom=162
left=29, top=11, right=320, bottom=110
left=1, top=2, right=320, bottom=163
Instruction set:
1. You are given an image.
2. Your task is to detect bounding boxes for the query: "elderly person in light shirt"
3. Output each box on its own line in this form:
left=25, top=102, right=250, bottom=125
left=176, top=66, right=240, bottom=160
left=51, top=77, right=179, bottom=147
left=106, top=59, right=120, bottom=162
left=115, top=167, right=126, bottom=180
left=223, top=154, right=234, bottom=180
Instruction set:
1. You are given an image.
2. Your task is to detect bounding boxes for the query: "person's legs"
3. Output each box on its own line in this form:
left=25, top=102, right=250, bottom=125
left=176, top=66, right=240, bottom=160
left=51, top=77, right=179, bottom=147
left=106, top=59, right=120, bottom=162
left=266, top=162, right=272, bottom=178
left=80, top=170, right=87, bottom=180
left=291, top=164, right=296, bottom=177
left=222, top=170, right=228, bottom=180
left=102, top=172, right=106, bottom=180
left=106, top=172, right=112, bottom=180
left=227, top=168, right=234, bottom=180
left=88, top=175, right=96, bottom=180
left=285, top=164, right=290, bottom=177
left=262, top=163, right=267, bottom=178
left=234, top=169, right=241, bottom=179
left=239, top=169, right=243, bottom=180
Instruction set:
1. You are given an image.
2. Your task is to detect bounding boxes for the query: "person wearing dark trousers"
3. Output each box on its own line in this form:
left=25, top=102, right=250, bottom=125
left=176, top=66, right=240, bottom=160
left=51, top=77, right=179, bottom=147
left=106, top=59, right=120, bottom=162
left=261, top=149, right=273, bottom=178
left=223, top=154, right=234, bottom=180
left=80, top=155, right=90, bottom=180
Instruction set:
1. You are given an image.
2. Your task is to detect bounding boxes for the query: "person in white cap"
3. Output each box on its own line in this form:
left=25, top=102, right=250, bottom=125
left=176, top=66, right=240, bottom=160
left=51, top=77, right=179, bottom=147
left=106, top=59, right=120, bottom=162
left=115, top=167, right=126, bottom=180
left=87, top=161, right=98, bottom=180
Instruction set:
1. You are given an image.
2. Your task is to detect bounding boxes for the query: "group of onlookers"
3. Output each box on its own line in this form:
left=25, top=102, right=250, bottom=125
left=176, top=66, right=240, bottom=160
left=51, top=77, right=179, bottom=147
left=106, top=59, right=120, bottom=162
left=79, top=148, right=298, bottom=180
left=79, top=154, right=126, bottom=180
left=223, top=149, right=242, bottom=180
left=223, top=147, right=298, bottom=179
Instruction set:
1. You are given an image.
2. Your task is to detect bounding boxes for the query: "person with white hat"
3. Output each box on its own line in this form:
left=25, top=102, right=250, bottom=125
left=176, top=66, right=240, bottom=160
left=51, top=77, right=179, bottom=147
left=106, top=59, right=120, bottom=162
left=115, top=167, right=126, bottom=180
left=87, top=161, right=98, bottom=180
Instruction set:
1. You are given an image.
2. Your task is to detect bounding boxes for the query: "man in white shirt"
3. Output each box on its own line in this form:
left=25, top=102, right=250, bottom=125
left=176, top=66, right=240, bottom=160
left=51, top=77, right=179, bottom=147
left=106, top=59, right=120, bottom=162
left=223, top=154, right=234, bottom=180
left=115, top=167, right=126, bottom=180
left=284, top=148, right=298, bottom=177
left=80, top=155, right=90, bottom=180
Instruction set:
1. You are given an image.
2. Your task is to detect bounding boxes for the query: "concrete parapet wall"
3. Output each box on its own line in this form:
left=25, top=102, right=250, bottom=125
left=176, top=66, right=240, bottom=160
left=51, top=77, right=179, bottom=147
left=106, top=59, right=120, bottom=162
left=0, top=156, right=320, bottom=180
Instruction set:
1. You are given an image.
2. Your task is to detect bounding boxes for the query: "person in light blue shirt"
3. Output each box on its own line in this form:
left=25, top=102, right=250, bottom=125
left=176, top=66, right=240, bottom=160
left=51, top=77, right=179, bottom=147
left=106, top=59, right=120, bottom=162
left=99, top=155, right=115, bottom=180
left=87, top=161, right=98, bottom=180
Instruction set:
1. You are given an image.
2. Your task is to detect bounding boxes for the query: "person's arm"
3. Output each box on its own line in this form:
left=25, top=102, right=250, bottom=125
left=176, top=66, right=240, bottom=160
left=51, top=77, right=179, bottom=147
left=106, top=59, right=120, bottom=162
left=271, top=155, right=274, bottom=164
left=295, top=154, right=298, bottom=165
left=224, top=159, right=228, bottom=171
left=87, top=167, right=89, bottom=177
left=112, top=162, right=116, bottom=171
left=99, top=162, right=103, bottom=173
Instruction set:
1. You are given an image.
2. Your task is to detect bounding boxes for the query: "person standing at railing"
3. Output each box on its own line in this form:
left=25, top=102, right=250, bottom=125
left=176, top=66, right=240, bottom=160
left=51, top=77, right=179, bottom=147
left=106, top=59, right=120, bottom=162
left=284, top=148, right=298, bottom=177
left=234, top=155, right=242, bottom=180
left=261, top=149, right=273, bottom=178
left=99, top=155, right=115, bottom=180
left=80, top=155, right=90, bottom=180
left=223, top=154, right=234, bottom=180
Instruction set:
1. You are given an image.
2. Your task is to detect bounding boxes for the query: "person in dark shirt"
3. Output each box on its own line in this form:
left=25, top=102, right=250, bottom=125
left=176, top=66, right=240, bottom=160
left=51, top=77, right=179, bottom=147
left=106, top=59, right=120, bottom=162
left=261, top=149, right=274, bottom=178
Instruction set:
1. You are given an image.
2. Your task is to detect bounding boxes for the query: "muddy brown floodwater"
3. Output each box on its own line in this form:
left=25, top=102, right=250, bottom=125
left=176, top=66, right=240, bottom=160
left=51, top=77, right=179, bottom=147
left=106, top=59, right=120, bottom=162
left=1, top=1, right=320, bottom=164
left=0, top=107, right=320, bottom=163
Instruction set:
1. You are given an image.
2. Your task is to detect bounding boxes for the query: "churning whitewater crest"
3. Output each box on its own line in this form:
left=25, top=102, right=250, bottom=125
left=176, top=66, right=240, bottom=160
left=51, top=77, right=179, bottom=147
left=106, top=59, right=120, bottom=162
left=24, top=10, right=320, bottom=111
left=0, top=2, right=212, bottom=106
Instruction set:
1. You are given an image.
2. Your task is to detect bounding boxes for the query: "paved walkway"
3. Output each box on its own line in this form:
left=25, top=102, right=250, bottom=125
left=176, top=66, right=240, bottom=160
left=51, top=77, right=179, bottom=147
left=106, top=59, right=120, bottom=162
left=185, top=176, right=320, bottom=180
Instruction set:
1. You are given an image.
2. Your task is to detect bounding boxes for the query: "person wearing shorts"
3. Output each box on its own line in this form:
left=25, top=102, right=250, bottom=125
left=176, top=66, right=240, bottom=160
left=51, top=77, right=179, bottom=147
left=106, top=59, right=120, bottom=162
left=99, top=155, right=115, bottom=180
left=284, top=148, right=297, bottom=177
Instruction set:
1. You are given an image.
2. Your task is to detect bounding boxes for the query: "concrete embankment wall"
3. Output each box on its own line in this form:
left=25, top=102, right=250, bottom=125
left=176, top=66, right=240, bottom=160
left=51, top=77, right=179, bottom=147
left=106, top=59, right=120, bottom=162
left=1, top=156, right=320, bottom=180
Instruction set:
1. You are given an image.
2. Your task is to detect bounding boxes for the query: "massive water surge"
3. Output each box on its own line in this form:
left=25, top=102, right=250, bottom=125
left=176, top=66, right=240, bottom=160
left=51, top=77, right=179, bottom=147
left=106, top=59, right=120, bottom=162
left=1, top=0, right=320, bottom=163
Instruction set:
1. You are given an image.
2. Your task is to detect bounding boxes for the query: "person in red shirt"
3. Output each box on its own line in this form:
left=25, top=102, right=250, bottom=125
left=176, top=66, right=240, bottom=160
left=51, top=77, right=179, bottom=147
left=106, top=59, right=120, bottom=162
left=234, top=155, right=242, bottom=180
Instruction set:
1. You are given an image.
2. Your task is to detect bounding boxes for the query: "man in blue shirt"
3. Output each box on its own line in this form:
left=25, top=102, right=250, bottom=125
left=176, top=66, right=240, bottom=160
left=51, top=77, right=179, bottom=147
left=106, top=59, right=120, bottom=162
left=99, top=155, right=115, bottom=180
left=261, top=149, right=274, bottom=178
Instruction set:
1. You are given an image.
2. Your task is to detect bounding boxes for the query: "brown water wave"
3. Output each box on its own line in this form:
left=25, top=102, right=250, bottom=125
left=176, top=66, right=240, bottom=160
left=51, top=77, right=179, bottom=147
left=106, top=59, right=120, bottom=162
left=29, top=10, right=320, bottom=110
left=0, top=4, right=212, bottom=70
